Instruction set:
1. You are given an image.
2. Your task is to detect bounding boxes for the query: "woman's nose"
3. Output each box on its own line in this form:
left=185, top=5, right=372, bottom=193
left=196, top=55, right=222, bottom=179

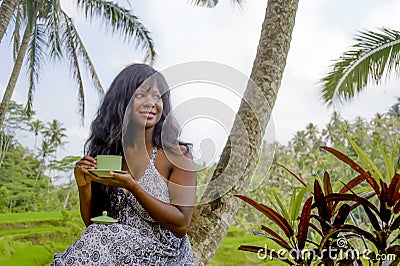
left=143, top=95, right=155, bottom=107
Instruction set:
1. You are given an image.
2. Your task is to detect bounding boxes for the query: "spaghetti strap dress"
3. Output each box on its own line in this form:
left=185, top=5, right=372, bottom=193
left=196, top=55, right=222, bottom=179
left=51, top=147, right=194, bottom=265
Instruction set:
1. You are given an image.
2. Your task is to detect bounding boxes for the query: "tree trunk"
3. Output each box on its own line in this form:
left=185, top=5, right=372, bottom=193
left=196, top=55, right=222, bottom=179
left=0, top=132, right=12, bottom=166
left=63, top=190, right=71, bottom=209
left=0, top=0, right=20, bottom=43
left=0, top=24, right=30, bottom=129
left=188, top=0, right=299, bottom=264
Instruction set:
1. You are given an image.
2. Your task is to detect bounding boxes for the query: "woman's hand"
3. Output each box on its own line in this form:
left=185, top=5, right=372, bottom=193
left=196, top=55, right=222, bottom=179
left=90, top=171, right=135, bottom=189
left=74, top=156, right=97, bottom=187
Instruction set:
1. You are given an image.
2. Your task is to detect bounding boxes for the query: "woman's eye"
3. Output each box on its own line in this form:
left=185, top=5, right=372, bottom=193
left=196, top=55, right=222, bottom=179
left=154, top=95, right=161, bottom=100
left=134, top=93, right=144, bottom=98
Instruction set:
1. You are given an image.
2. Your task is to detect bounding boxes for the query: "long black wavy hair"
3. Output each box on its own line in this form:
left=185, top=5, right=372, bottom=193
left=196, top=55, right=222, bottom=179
left=84, top=63, right=185, bottom=218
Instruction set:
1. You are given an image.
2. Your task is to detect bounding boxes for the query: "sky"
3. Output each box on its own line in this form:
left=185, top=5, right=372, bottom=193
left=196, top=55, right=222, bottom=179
left=0, top=0, right=399, bottom=164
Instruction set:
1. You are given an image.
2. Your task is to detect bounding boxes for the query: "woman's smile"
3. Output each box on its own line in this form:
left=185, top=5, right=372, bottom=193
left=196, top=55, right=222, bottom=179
left=139, top=110, right=157, bottom=119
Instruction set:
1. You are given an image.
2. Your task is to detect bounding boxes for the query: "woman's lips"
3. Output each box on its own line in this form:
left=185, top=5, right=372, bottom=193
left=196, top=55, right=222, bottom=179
left=139, top=111, right=156, bottom=119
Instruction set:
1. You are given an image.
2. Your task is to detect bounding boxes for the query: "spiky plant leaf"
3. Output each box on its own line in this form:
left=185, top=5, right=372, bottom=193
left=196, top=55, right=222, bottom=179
left=253, top=230, right=291, bottom=250
left=390, top=215, right=400, bottom=231
left=333, top=174, right=349, bottom=192
left=342, top=130, right=384, bottom=182
left=318, top=224, right=378, bottom=253
left=26, top=20, right=46, bottom=116
left=321, top=146, right=381, bottom=195
left=332, top=204, right=350, bottom=226
left=46, top=0, right=62, bottom=60
left=12, top=4, right=23, bottom=61
left=75, top=0, right=156, bottom=64
left=61, top=12, right=85, bottom=123
left=338, top=174, right=365, bottom=194
left=320, top=28, right=400, bottom=106
left=363, top=201, right=381, bottom=231
left=235, top=195, right=294, bottom=237
left=272, top=190, right=290, bottom=223
left=290, top=187, right=307, bottom=222
left=313, top=179, right=331, bottom=233
left=275, top=163, right=307, bottom=187
left=389, top=173, right=400, bottom=205
left=297, top=197, right=312, bottom=250
left=189, top=0, right=244, bottom=9
left=60, top=11, right=103, bottom=97
left=322, top=193, right=380, bottom=215
left=238, top=245, right=294, bottom=265
left=260, top=225, right=291, bottom=250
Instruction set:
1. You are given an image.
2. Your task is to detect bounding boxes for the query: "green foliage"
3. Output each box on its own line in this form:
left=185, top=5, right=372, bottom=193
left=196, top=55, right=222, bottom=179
left=210, top=227, right=286, bottom=266
left=236, top=134, right=400, bottom=265
left=0, top=211, right=85, bottom=265
left=0, top=100, right=79, bottom=214
left=320, top=28, right=400, bottom=105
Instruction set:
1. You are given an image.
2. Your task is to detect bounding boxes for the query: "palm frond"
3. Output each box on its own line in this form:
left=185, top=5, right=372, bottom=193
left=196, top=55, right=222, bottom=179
left=60, top=12, right=85, bottom=124
left=46, top=0, right=62, bottom=60
left=75, top=0, right=156, bottom=64
left=60, top=10, right=103, bottom=97
left=24, top=0, right=37, bottom=30
left=189, top=0, right=245, bottom=9
left=320, top=28, right=400, bottom=106
left=26, top=20, right=46, bottom=116
left=12, top=4, right=23, bottom=61
left=189, top=0, right=219, bottom=8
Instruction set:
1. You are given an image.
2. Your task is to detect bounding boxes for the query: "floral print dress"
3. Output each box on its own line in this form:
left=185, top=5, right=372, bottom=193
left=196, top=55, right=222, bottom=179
left=52, top=147, right=194, bottom=265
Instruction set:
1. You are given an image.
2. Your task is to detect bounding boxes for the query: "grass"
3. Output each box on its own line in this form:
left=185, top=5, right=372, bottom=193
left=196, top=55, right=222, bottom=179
left=0, top=211, right=84, bottom=266
left=0, top=211, right=289, bottom=265
left=0, top=226, right=66, bottom=237
left=209, top=227, right=288, bottom=266
left=0, top=211, right=63, bottom=223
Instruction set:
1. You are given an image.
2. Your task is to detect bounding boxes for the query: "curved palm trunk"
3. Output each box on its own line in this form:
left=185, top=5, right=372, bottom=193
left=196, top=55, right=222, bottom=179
left=188, top=0, right=299, bottom=264
left=0, top=0, right=20, bottom=43
left=0, top=24, right=30, bottom=129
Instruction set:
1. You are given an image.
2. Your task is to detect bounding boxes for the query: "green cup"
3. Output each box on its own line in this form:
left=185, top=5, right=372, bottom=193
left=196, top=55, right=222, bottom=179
left=96, top=155, right=122, bottom=170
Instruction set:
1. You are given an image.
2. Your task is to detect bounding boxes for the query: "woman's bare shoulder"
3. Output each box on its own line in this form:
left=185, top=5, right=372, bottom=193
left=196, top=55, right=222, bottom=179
left=158, top=145, right=194, bottom=170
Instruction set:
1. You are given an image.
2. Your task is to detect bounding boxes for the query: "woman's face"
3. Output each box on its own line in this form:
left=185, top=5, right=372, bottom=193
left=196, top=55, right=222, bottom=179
left=131, top=83, right=163, bottom=129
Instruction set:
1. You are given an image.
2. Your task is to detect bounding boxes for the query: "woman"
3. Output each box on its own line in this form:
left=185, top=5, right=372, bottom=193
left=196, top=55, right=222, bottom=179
left=52, top=64, right=197, bottom=265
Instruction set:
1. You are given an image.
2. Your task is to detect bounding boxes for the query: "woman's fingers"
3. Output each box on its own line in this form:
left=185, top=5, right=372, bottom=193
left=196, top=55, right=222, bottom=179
left=90, top=172, right=132, bottom=186
left=75, top=159, right=96, bottom=170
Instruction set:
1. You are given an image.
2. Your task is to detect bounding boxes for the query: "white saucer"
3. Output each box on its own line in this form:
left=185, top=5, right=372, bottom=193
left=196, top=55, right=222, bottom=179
left=88, top=169, right=128, bottom=178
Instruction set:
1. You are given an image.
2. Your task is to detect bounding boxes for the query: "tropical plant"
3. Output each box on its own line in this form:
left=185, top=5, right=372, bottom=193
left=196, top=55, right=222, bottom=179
left=320, top=28, right=400, bottom=106
left=236, top=134, right=400, bottom=265
left=27, top=118, right=44, bottom=154
left=42, top=119, right=67, bottom=154
left=0, top=0, right=156, bottom=128
left=0, top=101, right=30, bottom=166
left=0, top=0, right=20, bottom=42
left=236, top=189, right=311, bottom=265
left=387, top=97, right=400, bottom=118
left=48, top=155, right=81, bottom=210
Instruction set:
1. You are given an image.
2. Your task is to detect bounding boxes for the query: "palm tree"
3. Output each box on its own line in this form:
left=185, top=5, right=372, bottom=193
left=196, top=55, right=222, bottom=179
left=320, top=28, right=400, bottom=106
left=42, top=119, right=67, bottom=155
left=187, top=0, right=299, bottom=264
left=0, top=0, right=20, bottom=42
left=387, top=97, right=400, bottom=117
left=291, top=130, right=308, bottom=153
left=28, top=119, right=44, bottom=154
left=305, top=122, right=320, bottom=150
left=0, top=0, right=156, bottom=128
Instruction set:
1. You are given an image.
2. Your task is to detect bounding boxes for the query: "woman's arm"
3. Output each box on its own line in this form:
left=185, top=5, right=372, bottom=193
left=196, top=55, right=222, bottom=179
left=74, top=156, right=97, bottom=227
left=78, top=183, right=92, bottom=226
